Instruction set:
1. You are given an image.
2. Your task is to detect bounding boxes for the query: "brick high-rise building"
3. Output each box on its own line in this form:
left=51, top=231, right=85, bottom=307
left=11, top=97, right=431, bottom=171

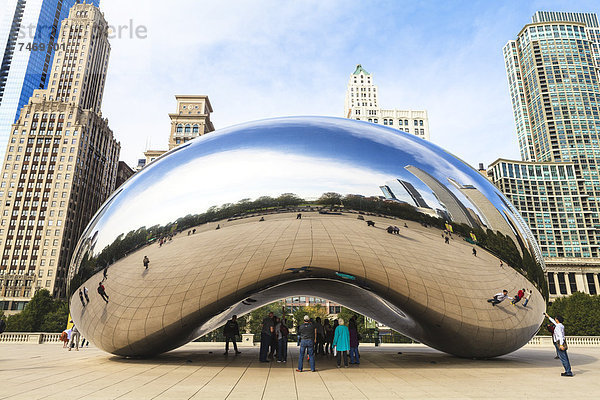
left=0, top=3, right=119, bottom=312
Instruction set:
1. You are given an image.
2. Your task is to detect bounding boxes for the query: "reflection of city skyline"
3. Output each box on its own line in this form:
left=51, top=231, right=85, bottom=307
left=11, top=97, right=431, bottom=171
left=405, top=165, right=479, bottom=227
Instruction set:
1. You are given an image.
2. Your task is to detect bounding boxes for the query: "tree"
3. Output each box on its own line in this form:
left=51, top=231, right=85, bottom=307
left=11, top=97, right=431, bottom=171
left=543, top=292, right=600, bottom=336
left=317, top=192, right=342, bottom=208
left=292, top=305, right=329, bottom=328
left=247, top=301, right=286, bottom=338
left=5, top=289, right=68, bottom=332
left=276, top=193, right=304, bottom=207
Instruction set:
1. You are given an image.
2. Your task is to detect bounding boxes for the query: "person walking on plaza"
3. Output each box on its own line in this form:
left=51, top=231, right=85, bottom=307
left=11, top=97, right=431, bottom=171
left=69, top=323, right=81, bottom=351
left=296, top=315, right=316, bottom=372
left=487, top=290, right=511, bottom=306
left=259, top=312, right=274, bottom=362
left=324, top=319, right=333, bottom=355
left=102, top=266, right=108, bottom=281
left=97, top=282, right=109, bottom=303
left=223, top=315, right=241, bottom=355
left=333, top=318, right=350, bottom=368
left=523, top=290, right=533, bottom=307
left=83, top=286, right=90, bottom=304
left=78, top=288, right=86, bottom=307
left=315, top=317, right=325, bottom=355
left=348, top=317, right=360, bottom=365
left=545, top=312, right=573, bottom=376
left=143, top=256, right=150, bottom=270
left=277, top=317, right=289, bottom=363
left=472, top=248, right=477, bottom=257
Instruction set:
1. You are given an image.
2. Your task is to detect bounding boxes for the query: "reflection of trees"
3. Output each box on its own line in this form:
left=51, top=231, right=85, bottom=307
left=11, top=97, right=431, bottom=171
left=70, top=193, right=547, bottom=301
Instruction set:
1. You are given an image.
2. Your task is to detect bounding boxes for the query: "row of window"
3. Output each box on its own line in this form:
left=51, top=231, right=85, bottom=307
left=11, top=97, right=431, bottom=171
left=547, top=271, right=599, bottom=295
left=175, top=124, right=200, bottom=134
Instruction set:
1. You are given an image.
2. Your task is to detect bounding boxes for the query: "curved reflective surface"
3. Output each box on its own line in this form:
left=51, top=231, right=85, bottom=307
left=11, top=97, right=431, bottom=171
left=68, top=117, right=546, bottom=358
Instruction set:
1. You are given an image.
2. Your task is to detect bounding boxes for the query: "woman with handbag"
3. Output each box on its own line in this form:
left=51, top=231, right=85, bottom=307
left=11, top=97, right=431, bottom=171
left=545, top=312, right=573, bottom=377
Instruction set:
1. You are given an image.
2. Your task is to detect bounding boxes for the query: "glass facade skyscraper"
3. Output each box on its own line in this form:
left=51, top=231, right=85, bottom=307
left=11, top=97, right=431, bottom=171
left=490, top=12, right=600, bottom=298
left=0, top=0, right=100, bottom=162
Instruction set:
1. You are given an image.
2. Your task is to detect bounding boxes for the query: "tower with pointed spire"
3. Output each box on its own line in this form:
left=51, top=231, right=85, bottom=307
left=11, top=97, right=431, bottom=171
left=344, top=65, right=430, bottom=140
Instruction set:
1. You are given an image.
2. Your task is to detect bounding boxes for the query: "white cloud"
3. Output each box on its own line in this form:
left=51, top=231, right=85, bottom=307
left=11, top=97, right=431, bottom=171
left=96, top=0, right=600, bottom=169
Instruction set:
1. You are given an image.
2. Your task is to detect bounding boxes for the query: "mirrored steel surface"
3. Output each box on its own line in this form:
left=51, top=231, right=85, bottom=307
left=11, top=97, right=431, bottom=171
left=68, top=117, right=546, bottom=358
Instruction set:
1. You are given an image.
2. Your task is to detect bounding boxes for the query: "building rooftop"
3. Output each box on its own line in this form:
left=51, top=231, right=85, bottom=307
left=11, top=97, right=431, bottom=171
left=353, top=64, right=370, bottom=75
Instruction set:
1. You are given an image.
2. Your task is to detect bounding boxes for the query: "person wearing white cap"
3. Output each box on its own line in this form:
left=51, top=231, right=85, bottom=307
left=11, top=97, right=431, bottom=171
left=296, top=315, right=317, bottom=372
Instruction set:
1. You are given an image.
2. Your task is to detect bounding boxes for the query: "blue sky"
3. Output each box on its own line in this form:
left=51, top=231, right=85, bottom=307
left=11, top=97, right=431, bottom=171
left=100, top=0, right=600, bottom=168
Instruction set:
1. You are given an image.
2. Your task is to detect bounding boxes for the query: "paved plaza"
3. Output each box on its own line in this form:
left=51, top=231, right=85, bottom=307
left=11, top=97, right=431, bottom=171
left=0, top=342, right=598, bottom=399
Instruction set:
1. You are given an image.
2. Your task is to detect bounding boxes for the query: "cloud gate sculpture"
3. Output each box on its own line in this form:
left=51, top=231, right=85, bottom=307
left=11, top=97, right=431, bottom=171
left=68, top=117, right=546, bottom=358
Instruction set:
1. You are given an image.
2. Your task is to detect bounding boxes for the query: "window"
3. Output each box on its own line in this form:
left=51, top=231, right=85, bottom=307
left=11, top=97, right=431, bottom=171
left=192, top=125, right=199, bottom=134
left=176, top=124, right=182, bottom=133
left=568, top=273, right=578, bottom=293
left=184, top=125, right=191, bottom=133
left=557, top=272, right=567, bottom=294
left=586, top=273, right=597, bottom=295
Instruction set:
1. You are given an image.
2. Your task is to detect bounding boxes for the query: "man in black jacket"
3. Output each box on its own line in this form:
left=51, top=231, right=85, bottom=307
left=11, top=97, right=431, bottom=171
left=223, top=315, right=241, bottom=355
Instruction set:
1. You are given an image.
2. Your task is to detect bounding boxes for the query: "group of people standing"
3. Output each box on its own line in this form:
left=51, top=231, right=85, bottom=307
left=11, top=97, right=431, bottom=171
left=259, top=312, right=290, bottom=363
left=255, top=313, right=361, bottom=372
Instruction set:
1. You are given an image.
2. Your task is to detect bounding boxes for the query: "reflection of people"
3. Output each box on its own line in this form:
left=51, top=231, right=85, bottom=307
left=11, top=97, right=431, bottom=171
left=98, top=282, right=109, bottom=303
left=143, top=256, right=150, bottom=269
left=78, top=289, right=86, bottom=307
left=523, top=290, right=533, bottom=307
left=545, top=313, right=573, bottom=377
left=511, top=288, right=525, bottom=306
left=487, top=290, right=511, bottom=306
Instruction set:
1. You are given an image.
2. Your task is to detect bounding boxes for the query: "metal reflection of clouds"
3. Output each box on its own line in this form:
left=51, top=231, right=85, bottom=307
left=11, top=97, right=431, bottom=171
left=68, top=117, right=547, bottom=359
left=91, top=150, right=391, bottom=253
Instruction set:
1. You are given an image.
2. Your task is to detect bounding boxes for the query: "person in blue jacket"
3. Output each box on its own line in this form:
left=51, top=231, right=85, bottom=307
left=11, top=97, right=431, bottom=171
left=332, top=318, right=350, bottom=368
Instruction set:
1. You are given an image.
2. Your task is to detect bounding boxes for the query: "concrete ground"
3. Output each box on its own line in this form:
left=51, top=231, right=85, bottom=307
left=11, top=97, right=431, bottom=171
left=0, top=342, right=597, bottom=400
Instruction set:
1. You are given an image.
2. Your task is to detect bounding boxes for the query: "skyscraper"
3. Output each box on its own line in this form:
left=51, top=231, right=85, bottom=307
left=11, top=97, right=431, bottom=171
left=344, top=65, right=430, bottom=140
left=0, top=0, right=100, bottom=163
left=0, top=3, right=119, bottom=312
left=490, top=11, right=600, bottom=298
